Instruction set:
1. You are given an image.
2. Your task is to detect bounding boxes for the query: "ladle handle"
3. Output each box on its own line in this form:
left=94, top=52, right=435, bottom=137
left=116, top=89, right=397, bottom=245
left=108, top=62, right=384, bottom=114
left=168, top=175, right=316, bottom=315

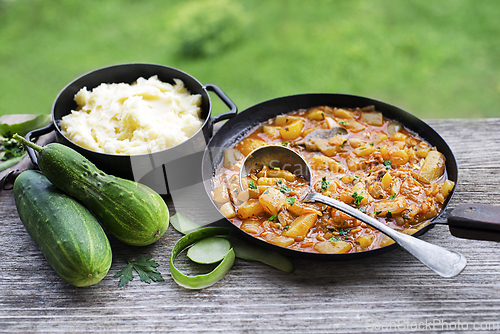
left=306, top=193, right=467, bottom=278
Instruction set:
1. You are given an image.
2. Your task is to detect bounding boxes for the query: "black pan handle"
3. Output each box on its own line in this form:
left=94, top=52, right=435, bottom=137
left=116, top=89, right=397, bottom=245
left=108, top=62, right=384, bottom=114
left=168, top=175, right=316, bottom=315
left=25, top=122, right=55, bottom=168
left=448, top=203, right=500, bottom=242
left=205, top=84, right=238, bottom=124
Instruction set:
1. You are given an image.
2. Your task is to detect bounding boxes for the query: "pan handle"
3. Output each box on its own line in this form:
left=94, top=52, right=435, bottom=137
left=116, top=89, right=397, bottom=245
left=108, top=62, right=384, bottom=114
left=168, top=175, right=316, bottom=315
left=205, top=84, right=238, bottom=124
left=25, top=122, right=55, bottom=168
left=448, top=203, right=500, bottom=242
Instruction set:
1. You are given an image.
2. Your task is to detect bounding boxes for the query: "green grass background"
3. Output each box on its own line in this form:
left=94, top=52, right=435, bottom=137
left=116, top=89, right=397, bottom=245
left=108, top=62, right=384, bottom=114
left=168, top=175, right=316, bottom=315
left=0, top=0, right=499, bottom=118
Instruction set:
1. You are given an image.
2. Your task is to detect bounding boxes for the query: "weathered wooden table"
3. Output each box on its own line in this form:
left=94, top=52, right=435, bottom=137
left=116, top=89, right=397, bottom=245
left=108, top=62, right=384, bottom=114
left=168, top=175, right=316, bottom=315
left=1, top=118, right=500, bottom=333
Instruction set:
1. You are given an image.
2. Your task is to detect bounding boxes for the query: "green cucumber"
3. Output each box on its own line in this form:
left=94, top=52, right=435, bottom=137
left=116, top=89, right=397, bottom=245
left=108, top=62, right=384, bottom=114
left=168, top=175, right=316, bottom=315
left=13, top=134, right=169, bottom=246
left=14, top=170, right=112, bottom=287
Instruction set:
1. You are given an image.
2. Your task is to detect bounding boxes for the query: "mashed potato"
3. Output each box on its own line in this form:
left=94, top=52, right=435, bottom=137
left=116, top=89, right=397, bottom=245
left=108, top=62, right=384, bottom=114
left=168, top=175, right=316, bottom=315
left=60, top=76, right=203, bottom=155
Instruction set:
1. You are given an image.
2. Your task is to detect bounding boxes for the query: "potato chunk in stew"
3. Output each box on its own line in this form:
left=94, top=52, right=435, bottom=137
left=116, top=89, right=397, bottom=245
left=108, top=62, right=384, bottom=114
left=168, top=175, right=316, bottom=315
left=314, top=240, right=352, bottom=254
left=282, top=213, right=318, bottom=239
left=418, top=151, right=446, bottom=183
left=258, top=187, right=287, bottom=215
left=237, top=199, right=265, bottom=219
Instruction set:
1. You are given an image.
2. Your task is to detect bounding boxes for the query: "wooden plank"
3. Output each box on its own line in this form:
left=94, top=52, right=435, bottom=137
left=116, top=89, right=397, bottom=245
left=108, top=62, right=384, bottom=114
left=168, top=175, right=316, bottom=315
left=1, top=118, right=500, bottom=333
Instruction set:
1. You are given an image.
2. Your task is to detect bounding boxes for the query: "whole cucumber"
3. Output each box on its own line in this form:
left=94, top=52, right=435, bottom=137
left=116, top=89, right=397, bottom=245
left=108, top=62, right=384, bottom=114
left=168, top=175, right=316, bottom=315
left=14, top=170, right=112, bottom=287
left=13, top=134, right=169, bottom=246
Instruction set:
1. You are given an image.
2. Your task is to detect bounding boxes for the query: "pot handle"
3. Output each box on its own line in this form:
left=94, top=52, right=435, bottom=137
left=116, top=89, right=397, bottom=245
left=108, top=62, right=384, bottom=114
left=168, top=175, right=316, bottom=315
left=25, top=122, right=56, bottom=167
left=448, top=203, right=500, bottom=242
left=205, top=84, right=238, bottom=124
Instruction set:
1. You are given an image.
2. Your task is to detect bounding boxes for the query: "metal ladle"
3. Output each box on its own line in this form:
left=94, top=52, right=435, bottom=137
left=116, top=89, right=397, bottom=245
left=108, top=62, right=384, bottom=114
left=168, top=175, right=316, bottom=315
left=239, top=144, right=467, bottom=278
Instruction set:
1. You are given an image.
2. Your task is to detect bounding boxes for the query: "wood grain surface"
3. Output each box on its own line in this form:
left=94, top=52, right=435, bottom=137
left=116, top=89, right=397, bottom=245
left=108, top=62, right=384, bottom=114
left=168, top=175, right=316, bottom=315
left=1, top=118, right=500, bottom=333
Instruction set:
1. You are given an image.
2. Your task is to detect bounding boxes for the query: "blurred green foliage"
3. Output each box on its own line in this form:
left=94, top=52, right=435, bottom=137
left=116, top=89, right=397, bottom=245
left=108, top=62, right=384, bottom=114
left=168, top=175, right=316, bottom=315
left=169, top=0, right=247, bottom=58
left=0, top=0, right=499, bottom=118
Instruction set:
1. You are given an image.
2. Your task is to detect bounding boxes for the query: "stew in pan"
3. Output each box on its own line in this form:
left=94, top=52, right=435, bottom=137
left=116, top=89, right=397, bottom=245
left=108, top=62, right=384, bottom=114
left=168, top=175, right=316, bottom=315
left=210, top=105, right=455, bottom=254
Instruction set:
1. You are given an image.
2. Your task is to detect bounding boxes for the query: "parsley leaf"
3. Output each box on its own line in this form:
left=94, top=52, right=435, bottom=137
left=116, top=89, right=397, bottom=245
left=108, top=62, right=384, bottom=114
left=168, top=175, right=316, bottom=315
left=248, top=180, right=257, bottom=189
left=386, top=211, right=393, bottom=218
left=268, top=214, right=278, bottom=221
left=115, top=264, right=134, bottom=287
left=351, top=191, right=364, bottom=206
left=321, top=176, right=329, bottom=192
left=286, top=197, right=295, bottom=206
left=1, top=138, right=25, bottom=160
left=279, top=185, right=293, bottom=193
left=389, top=192, right=397, bottom=200
left=0, top=137, right=27, bottom=172
left=383, top=160, right=392, bottom=170
left=114, top=255, right=164, bottom=287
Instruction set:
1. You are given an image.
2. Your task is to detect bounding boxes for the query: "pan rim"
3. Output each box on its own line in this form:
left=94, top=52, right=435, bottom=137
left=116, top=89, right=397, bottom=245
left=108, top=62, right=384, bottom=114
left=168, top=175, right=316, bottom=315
left=202, top=93, right=458, bottom=259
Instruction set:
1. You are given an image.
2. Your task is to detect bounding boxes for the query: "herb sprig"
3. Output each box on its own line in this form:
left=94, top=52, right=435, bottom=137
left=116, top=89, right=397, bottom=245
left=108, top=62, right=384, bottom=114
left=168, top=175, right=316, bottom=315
left=0, top=138, right=26, bottom=172
left=321, top=176, right=329, bottom=192
left=114, top=255, right=164, bottom=287
left=351, top=192, right=364, bottom=206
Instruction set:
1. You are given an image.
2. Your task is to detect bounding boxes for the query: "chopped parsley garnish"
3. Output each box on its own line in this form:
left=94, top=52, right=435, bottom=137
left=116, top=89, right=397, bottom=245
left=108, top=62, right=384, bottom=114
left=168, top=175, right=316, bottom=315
left=389, top=192, right=397, bottom=200
left=339, top=228, right=347, bottom=236
left=279, top=185, right=293, bottom=193
left=383, top=160, right=392, bottom=170
left=359, top=207, right=366, bottom=213
left=282, top=142, right=289, bottom=146
left=268, top=214, right=278, bottom=221
left=374, top=210, right=383, bottom=215
left=386, top=211, right=393, bottom=218
left=330, top=236, right=341, bottom=242
left=339, top=121, right=348, bottom=126
left=248, top=180, right=257, bottom=189
left=321, top=176, right=329, bottom=192
left=273, top=167, right=280, bottom=170
left=351, top=192, right=364, bottom=206
left=370, top=142, right=374, bottom=146
left=286, top=197, right=295, bottom=206
left=276, top=178, right=283, bottom=185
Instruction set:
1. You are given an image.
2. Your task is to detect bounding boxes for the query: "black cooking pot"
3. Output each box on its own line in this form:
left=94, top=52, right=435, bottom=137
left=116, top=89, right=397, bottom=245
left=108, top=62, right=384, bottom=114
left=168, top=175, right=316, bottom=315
left=202, top=93, right=500, bottom=259
left=26, top=63, right=237, bottom=195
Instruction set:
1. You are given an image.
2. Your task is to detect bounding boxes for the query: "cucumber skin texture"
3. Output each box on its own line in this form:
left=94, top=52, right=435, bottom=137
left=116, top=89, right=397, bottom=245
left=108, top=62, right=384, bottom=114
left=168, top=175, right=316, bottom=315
left=36, top=143, right=169, bottom=246
left=13, top=170, right=112, bottom=287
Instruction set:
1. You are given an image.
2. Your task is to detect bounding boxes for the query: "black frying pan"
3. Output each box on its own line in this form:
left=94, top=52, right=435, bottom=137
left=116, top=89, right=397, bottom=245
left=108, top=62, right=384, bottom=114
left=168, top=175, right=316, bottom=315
left=202, top=93, right=500, bottom=259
